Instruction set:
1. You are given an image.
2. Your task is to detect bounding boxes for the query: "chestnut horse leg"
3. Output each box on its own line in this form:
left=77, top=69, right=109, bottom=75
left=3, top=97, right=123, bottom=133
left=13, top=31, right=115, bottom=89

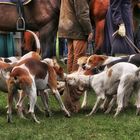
left=94, top=19, right=105, bottom=54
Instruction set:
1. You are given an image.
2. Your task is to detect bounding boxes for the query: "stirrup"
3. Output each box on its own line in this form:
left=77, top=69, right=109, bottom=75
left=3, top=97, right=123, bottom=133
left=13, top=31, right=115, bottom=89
left=16, top=16, right=25, bottom=31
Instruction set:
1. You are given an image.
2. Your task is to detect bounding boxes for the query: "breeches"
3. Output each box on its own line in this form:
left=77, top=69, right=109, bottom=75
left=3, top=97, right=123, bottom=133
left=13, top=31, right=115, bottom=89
left=67, top=39, right=87, bottom=73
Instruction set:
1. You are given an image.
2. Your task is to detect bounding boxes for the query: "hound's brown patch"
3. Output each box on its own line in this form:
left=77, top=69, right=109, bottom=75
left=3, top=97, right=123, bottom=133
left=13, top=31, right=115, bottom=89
left=10, top=67, right=33, bottom=88
left=0, top=61, right=11, bottom=69
left=84, top=69, right=94, bottom=75
left=53, top=66, right=64, bottom=79
left=107, top=69, right=113, bottom=78
left=87, top=55, right=108, bottom=68
left=17, top=52, right=41, bottom=67
left=24, top=59, right=48, bottom=79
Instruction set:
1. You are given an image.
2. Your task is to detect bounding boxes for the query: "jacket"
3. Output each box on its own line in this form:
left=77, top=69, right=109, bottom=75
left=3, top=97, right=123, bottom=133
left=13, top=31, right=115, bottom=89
left=103, top=0, right=135, bottom=55
left=58, top=0, right=92, bottom=40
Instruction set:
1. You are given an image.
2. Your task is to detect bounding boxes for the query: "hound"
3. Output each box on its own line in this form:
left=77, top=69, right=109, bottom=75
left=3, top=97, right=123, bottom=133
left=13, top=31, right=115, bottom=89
left=5, top=58, right=70, bottom=123
left=66, top=62, right=140, bottom=117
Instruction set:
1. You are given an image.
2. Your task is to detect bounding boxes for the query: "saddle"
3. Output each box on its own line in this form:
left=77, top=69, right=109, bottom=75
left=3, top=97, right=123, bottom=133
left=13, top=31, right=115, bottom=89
left=0, top=0, right=32, bottom=30
left=0, top=0, right=31, bottom=5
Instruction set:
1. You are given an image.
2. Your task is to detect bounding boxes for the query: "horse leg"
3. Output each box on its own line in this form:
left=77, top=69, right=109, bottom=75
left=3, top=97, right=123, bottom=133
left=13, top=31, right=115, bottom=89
left=94, top=20, right=105, bottom=54
left=39, top=19, right=58, bottom=58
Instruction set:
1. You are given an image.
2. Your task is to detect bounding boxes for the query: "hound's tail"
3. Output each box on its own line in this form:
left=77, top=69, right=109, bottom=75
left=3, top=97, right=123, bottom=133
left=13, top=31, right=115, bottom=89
left=26, top=30, right=41, bottom=54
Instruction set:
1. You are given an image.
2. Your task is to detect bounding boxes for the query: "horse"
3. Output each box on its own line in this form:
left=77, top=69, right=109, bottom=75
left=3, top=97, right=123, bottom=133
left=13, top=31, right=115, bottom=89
left=90, top=0, right=109, bottom=54
left=0, top=0, right=60, bottom=58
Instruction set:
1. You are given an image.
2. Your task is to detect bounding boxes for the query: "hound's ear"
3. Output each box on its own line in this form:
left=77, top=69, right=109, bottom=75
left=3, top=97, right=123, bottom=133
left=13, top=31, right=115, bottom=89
left=59, top=67, right=64, bottom=72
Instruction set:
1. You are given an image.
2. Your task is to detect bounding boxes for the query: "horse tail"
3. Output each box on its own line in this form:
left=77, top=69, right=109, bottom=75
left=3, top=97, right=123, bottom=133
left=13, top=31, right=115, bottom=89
left=26, top=30, right=41, bottom=54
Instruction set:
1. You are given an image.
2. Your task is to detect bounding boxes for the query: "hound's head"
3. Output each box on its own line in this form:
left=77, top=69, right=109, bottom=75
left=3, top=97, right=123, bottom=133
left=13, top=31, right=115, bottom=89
left=63, top=74, right=87, bottom=113
left=84, top=54, right=108, bottom=69
left=77, top=56, right=88, bottom=70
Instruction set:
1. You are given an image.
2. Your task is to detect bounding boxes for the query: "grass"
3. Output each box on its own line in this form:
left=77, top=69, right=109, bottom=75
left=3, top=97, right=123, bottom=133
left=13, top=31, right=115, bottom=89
left=0, top=62, right=140, bottom=140
left=0, top=91, right=140, bottom=140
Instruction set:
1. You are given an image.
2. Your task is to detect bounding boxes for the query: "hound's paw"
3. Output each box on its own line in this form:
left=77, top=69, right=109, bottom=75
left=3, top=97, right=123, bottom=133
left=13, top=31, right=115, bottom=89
left=81, top=104, right=87, bottom=109
left=45, top=110, right=53, bottom=117
left=136, top=108, right=140, bottom=116
left=64, top=112, right=71, bottom=118
left=104, top=108, right=111, bottom=114
left=86, top=113, right=92, bottom=117
left=7, top=115, right=13, bottom=123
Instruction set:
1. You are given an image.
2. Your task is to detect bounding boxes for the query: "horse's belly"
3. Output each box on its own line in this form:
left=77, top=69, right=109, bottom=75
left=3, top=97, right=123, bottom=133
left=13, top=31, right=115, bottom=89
left=92, top=0, right=109, bottom=20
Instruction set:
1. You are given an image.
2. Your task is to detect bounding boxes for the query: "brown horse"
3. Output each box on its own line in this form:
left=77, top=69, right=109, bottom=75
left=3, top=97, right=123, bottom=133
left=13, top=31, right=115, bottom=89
left=90, top=0, right=109, bottom=54
left=0, top=0, right=60, bottom=58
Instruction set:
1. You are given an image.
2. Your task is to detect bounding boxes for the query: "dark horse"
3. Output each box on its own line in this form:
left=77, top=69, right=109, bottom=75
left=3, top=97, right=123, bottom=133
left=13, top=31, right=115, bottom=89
left=0, top=0, right=60, bottom=58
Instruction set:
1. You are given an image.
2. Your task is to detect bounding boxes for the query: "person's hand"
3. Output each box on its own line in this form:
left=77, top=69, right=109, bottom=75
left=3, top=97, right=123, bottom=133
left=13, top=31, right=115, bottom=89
left=88, top=32, right=93, bottom=42
left=118, top=23, right=126, bottom=37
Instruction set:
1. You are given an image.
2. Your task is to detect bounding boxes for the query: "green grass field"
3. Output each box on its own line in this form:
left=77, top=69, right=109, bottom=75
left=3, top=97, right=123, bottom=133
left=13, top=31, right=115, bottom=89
left=0, top=61, right=139, bottom=140
left=0, top=90, right=140, bottom=140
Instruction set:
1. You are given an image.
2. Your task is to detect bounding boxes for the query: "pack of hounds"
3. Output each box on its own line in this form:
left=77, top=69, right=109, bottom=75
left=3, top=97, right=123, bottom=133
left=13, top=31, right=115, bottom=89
left=1, top=32, right=140, bottom=123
